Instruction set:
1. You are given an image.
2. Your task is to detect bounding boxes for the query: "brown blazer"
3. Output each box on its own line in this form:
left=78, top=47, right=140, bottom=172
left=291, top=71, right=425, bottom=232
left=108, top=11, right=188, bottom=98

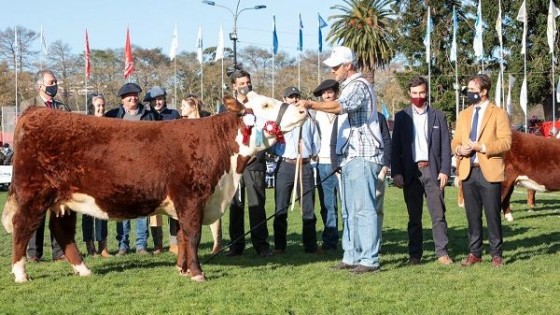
left=451, top=101, right=511, bottom=182
left=20, top=95, right=71, bottom=113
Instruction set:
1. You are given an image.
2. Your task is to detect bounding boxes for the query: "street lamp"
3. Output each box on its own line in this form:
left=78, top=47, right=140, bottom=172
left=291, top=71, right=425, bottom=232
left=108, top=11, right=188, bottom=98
left=202, top=0, right=266, bottom=70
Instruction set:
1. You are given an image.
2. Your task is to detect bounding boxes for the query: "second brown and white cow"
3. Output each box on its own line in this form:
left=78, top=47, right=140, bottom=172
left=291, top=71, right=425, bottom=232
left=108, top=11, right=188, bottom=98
left=2, top=92, right=306, bottom=283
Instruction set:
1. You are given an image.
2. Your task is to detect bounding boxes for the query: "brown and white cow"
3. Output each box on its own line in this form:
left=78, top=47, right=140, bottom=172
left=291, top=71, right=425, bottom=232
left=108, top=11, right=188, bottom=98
left=1, top=92, right=306, bottom=283
left=500, top=131, right=560, bottom=221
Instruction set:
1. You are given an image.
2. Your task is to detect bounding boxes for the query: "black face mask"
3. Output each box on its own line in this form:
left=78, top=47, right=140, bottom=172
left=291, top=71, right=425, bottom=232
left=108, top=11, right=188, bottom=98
left=466, top=91, right=480, bottom=105
left=44, top=85, right=58, bottom=97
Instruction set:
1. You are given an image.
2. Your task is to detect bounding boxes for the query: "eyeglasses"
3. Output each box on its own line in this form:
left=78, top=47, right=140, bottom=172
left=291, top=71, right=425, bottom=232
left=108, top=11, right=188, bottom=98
left=331, top=64, right=342, bottom=71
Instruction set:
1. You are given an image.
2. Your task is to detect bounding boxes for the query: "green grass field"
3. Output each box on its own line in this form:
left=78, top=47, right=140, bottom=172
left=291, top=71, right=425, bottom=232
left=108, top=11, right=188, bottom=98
left=1, top=186, right=560, bottom=314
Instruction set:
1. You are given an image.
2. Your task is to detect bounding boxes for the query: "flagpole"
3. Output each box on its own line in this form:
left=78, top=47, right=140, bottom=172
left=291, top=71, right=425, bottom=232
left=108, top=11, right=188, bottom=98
left=298, top=52, right=301, bottom=90
left=221, top=57, right=224, bottom=101
left=174, top=58, right=177, bottom=108
left=317, top=53, right=320, bottom=85
left=553, top=53, right=556, bottom=124
left=200, top=62, right=204, bottom=102
left=14, top=26, right=18, bottom=121
left=272, top=56, right=275, bottom=98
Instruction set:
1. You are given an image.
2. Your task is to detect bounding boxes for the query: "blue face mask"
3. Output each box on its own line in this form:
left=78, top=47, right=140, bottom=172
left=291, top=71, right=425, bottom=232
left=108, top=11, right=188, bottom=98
left=44, top=84, right=58, bottom=97
left=466, top=91, right=480, bottom=104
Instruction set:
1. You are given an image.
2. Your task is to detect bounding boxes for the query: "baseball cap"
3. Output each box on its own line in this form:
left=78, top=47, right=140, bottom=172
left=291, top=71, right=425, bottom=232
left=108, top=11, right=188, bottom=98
left=283, top=86, right=301, bottom=98
left=323, top=46, right=355, bottom=68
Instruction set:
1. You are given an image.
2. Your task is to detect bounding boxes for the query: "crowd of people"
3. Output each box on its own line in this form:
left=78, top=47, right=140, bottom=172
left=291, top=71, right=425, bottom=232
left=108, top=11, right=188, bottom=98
left=20, top=46, right=511, bottom=272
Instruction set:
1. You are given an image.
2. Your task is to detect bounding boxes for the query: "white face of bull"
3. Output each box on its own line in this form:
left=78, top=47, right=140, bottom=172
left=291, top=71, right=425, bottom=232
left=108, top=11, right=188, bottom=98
left=238, top=91, right=307, bottom=156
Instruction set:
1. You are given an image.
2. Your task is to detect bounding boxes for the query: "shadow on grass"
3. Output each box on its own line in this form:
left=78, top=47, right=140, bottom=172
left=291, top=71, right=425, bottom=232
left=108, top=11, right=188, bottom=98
left=510, top=198, right=560, bottom=212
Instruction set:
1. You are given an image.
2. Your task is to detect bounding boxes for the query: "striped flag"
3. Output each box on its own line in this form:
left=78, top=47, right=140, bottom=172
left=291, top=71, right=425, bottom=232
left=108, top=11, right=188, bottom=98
left=298, top=14, right=303, bottom=51
left=520, top=77, right=528, bottom=116
left=215, top=24, right=224, bottom=61
left=318, top=14, right=327, bottom=53
left=169, top=24, right=179, bottom=61
left=272, top=15, right=278, bottom=55
left=123, top=28, right=134, bottom=79
left=85, top=30, right=91, bottom=80
left=196, top=26, right=203, bottom=64
left=473, top=0, right=484, bottom=59
left=450, top=7, right=458, bottom=62
left=495, top=1, right=503, bottom=47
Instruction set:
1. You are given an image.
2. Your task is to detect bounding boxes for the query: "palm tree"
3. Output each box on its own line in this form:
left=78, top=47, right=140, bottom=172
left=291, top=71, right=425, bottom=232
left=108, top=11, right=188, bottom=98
left=328, top=0, right=396, bottom=82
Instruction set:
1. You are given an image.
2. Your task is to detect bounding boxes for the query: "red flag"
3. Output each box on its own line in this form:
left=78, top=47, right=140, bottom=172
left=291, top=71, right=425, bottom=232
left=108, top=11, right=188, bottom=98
left=123, top=28, right=134, bottom=79
left=85, top=29, right=91, bottom=80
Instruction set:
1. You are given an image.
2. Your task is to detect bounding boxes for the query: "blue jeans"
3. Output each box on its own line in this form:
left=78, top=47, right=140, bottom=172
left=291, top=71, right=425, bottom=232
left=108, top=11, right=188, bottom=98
left=341, top=157, right=381, bottom=268
left=316, top=163, right=339, bottom=250
left=116, top=217, right=149, bottom=251
left=82, top=214, right=108, bottom=242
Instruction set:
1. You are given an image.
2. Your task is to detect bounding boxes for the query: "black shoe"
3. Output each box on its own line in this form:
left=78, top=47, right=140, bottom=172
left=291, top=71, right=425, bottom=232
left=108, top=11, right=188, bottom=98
left=258, top=248, right=272, bottom=257
left=224, top=249, right=243, bottom=257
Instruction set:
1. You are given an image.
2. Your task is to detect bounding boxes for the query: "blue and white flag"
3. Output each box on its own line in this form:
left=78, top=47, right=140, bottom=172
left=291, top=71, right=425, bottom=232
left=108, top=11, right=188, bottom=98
left=423, top=7, right=432, bottom=64
left=450, top=7, right=458, bottom=62
left=473, top=0, right=484, bottom=59
left=298, top=14, right=303, bottom=51
left=318, top=14, right=327, bottom=53
left=272, top=15, right=278, bottom=55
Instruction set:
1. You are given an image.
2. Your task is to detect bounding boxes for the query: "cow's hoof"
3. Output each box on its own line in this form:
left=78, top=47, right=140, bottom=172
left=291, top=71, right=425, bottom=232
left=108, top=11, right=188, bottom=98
left=190, top=274, right=206, bottom=282
left=504, top=213, right=514, bottom=222
left=178, top=267, right=191, bottom=277
left=14, top=274, right=30, bottom=283
left=72, top=263, right=92, bottom=277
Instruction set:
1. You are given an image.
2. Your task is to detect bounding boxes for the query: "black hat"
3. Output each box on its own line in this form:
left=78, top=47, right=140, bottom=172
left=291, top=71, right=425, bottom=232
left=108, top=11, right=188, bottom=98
left=118, top=83, right=142, bottom=97
left=283, top=86, right=301, bottom=98
left=313, top=79, right=339, bottom=97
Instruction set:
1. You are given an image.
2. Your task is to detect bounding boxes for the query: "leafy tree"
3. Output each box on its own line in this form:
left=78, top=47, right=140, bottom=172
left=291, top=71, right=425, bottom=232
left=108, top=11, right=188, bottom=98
left=328, top=0, right=396, bottom=81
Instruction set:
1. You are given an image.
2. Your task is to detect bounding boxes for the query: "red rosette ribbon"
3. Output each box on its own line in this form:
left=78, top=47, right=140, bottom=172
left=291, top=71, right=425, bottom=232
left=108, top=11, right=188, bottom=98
left=263, top=121, right=285, bottom=143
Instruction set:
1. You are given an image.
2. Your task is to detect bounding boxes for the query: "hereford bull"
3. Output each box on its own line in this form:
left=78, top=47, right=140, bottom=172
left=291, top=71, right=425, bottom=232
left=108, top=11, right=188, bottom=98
left=2, top=92, right=306, bottom=283
left=500, top=131, right=560, bottom=221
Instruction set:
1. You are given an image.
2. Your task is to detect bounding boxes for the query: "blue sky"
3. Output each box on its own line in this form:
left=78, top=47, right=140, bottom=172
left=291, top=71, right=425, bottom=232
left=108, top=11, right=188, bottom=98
left=5, top=0, right=340, bottom=56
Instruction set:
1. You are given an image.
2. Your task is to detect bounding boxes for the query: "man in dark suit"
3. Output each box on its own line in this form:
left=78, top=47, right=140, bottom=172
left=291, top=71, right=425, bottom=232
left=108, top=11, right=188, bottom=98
left=452, top=74, right=511, bottom=267
left=391, top=75, right=453, bottom=266
left=21, top=69, right=69, bottom=262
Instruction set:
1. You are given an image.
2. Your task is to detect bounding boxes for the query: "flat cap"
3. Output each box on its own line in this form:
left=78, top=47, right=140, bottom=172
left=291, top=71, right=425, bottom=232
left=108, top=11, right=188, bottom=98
left=313, top=79, right=339, bottom=97
left=143, top=86, right=166, bottom=102
left=283, top=86, right=301, bottom=98
left=118, top=83, right=142, bottom=97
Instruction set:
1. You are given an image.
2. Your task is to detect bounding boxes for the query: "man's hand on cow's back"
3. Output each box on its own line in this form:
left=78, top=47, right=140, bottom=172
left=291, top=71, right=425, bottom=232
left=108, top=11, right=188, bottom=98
left=392, top=174, right=404, bottom=189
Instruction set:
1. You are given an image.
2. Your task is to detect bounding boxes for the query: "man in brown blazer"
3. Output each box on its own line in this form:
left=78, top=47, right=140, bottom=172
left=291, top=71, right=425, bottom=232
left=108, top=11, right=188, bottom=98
left=21, top=69, right=70, bottom=262
left=451, top=74, right=511, bottom=267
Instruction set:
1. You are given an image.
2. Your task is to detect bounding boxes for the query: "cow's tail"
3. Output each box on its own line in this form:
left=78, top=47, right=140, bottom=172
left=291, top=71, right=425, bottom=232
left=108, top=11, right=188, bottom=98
left=1, top=188, right=18, bottom=234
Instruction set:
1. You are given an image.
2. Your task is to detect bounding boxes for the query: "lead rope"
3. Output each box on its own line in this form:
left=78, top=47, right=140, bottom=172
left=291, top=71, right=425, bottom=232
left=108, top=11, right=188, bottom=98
left=203, top=165, right=340, bottom=263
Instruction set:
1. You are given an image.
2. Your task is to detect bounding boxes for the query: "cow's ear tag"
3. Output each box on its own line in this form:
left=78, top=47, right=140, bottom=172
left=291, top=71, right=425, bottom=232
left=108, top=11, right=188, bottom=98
left=243, top=113, right=256, bottom=127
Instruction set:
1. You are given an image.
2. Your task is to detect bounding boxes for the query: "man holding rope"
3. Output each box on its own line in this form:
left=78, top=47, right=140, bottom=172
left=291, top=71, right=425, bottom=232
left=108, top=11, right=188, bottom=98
left=296, top=46, right=384, bottom=274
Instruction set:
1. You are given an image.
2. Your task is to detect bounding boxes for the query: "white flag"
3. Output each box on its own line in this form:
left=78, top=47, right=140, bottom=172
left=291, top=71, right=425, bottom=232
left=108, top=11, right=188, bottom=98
left=517, top=0, right=527, bottom=55
left=547, top=0, right=560, bottom=54
left=40, top=25, right=48, bottom=55
left=196, top=26, right=203, bottom=64
left=169, top=24, right=178, bottom=60
left=520, top=76, right=528, bottom=116
left=473, top=0, right=484, bottom=59
left=215, top=24, right=224, bottom=61
left=556, top=77, right=560, bottom=100
left=423, top=8, right=432, bottom=64
left=495, top=1, right=503, bottom=47
left=507, top=75, right=516, bottom=116
left=450, top=7, right=458, bottom=62
left=495, top=74, right=502, bottom=108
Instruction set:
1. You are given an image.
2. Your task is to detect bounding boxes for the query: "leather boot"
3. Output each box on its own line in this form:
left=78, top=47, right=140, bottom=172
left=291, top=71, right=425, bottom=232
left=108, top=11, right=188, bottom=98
left=151, top=227, right=164, bottom=254
left=98, top=240, right=112, bottom=258
left=85, top=241, right=97, bottom=257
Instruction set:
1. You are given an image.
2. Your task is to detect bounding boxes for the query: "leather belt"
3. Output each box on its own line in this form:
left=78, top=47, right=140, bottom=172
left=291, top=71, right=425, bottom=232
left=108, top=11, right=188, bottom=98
left=283, top=157, right=311, bottom=165
left=417, top=161, right=430, bottom=168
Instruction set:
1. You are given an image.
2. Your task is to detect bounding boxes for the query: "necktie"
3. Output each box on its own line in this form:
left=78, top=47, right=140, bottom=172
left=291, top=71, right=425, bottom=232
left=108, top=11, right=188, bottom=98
left=469, top=106, right=480, bottom=163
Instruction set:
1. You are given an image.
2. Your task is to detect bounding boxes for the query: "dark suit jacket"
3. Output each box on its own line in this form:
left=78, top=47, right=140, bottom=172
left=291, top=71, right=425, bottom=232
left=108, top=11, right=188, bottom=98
left=391, top=106, right=451, bottom=186
left=20, top=95, right=71, bottom=113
